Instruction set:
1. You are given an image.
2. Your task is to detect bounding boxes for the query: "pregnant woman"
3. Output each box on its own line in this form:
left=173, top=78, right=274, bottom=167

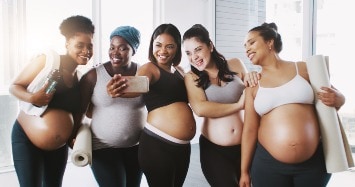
left=239, top=22, right=345, bottom=187
left=9, top=15, right=95, bottom=187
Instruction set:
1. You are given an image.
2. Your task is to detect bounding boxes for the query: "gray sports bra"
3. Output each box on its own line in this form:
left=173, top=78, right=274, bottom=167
left=205, top=75, right=245, bottom=103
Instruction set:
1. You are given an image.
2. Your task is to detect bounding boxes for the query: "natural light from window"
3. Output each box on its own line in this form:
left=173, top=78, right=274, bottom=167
left=266, top=0, right=355, bottom=148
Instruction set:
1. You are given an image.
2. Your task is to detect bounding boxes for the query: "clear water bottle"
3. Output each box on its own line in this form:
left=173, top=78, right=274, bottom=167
left=45, top=69, right=61, bottom=94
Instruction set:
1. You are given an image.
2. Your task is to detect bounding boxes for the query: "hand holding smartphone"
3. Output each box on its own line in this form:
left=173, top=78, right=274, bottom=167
left=121, top=76, right=149, bottom=94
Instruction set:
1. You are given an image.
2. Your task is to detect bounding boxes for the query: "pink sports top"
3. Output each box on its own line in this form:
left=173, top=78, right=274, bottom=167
left=254, top=62, right=314, bottom=116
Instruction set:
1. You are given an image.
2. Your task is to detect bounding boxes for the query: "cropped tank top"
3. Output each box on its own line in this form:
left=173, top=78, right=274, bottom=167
left=47, top=71, right=81, bottom=113
left=143, top=63, right=188, bottom=112
left=91, top=63, right=146, bottom=149
left=254, top=62, right=314, bottom=116
left=205, top=75, right=245, bottom=103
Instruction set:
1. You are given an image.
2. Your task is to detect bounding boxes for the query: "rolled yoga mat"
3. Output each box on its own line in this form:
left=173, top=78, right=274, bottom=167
left=306, top=55, right=354, bottom=173
left=71, top=124, right=92, bottom=167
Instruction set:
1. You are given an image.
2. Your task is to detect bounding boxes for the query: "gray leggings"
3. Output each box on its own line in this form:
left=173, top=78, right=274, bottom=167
left=251, top=142, right=331, bottom=187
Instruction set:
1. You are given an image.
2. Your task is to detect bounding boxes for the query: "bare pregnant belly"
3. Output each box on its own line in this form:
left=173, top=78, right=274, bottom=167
left=259, top=104, right=320, bottom=163
left=202, top=112, right=243, bottom=146
left=18, top=109, right=74, bottom=150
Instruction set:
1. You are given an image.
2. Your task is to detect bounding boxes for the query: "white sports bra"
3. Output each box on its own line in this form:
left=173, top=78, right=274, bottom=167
left=254, top=62, right=314, bottom=116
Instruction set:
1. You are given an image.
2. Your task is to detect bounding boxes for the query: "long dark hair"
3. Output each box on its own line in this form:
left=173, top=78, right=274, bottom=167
left=183, top=24, right=236, bottom=89
left=148, top=23, right=182, bottom=66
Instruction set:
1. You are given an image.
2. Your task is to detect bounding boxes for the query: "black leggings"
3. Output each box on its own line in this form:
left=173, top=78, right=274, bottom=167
left=11, top=120, right=68, bottom=187
left=251, top=142, right=331, bottom=187
left=199, top=135, right=241, bottom=187
left=138, top=128, right=191, bottom=187
left=91, top=145, right=142, bottom=187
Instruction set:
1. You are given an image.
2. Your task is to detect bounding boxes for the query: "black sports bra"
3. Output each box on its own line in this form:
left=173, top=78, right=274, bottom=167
left=143, top=63, right=188, bottom=112
left=47, top=72, right=81, bottom=113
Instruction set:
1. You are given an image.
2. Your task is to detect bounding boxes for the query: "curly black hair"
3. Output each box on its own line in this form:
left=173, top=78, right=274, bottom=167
left=59, top=15, right=95, bottom=40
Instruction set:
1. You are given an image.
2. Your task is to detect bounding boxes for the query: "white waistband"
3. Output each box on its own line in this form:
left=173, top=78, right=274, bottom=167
left=145, top=123, right=190, bottom=144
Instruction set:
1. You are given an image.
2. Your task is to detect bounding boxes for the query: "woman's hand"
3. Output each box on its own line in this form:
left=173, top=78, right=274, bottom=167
left=239, top=172, right=251, bottom=187
left=244, top=71, right=260, bottom=87
left=106, top=74, right=128, bottom=98
left=317, top=86, right=345, bottom=110
left=31, top=82, right=55, bottom=106
left=67, top=137, right=76, bottom=149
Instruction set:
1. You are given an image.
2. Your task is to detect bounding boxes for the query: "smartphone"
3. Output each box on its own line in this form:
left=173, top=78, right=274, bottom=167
left=121, top=76, right=149, bottom=93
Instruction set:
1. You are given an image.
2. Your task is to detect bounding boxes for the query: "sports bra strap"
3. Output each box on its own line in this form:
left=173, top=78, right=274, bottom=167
left=259, top=62, right=299, bottom=88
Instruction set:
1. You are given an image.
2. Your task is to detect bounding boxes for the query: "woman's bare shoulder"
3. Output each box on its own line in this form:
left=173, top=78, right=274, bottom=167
left=293, top=61, right=310, bottom=81
left=228, top=57, right=248, bottom=77
left=184, top=71, right=199, bottom=81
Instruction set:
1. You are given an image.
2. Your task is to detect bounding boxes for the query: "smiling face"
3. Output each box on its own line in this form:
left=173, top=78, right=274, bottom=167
left=183, top=37, right=213, bottom=71
left=244, top=31, right=272, bottom=65
left=109, top=36, right=133, bottom=68
left=66, top=32, right=93, bottom=65
left=152, top=33, right=177, bottom=66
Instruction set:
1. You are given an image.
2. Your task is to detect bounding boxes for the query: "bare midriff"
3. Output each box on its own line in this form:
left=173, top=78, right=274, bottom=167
left=201, top=111, right=244, bottom=146
left=147, top=102, right=196, bottom=141
left=17, top=109, right=73, bottom=150
left=258, top=104, right=320, bottom=164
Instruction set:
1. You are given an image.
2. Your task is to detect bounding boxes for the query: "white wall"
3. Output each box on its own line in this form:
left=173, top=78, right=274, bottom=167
left=215, top=0, right=266, bottom=71
left=153, top=0, right=215, bottom=70
left=155, top=0, right=267, bottom=71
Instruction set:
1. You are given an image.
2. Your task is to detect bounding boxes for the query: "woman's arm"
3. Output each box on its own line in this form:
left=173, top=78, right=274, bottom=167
left=185, top=58, right=248, bottom=118
left=9, top=54, right=53, bottom=106
left=239, top=87, right=260, bottom=187
left=69, top=68, right=96, bottom=148
left=184, top=72, right=244, bottom=118
left=228, top=57, right=260, bottom=88
left=228, top=58, right=248, bottom=78
left=136, top=62, right=158, bottom=84
left=298, top=61, right=345, bottom=110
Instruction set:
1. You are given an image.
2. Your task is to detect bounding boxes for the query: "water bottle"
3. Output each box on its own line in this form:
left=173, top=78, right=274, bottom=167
left=45, top=69, right=61, bottom=94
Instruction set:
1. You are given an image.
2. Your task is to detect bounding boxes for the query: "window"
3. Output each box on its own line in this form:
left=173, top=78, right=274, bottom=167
left=0, top=0, right=153, bottom=170
left=0, top=0, right=94, bottom=170
left=315, top=0, right=355, bottom=148
left=266, top=0, right=303, bottom=60
left=0, top=0, right=26, bottom=93
left=266, top=0, right=355, bottom=154
left=0, top=0, right=27, bottom=170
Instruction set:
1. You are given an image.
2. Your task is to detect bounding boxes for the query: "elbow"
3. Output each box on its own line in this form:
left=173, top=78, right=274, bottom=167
left=192, top=108, right=209, bottom=118
left=9, top=83, right=23, bottom=96
left=193, top=110, right=204, bottom=117
left=190, top=105, right=206, bottom=117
